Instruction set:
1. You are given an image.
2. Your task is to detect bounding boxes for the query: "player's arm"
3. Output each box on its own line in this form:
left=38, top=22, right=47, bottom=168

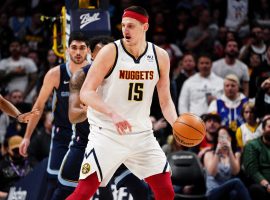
left=155, top=46, right=178, bottom=127
left=19, top=66, right=60, bottom=157
left=80, top=43, right=131, bottom=134
left=0, top=95, right=38, bottom=122
left=69, top=69, right=87, bottom=123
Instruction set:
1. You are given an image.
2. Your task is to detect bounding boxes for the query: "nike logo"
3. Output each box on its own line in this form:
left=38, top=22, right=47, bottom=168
left=64, top=81, right=69, bottom=84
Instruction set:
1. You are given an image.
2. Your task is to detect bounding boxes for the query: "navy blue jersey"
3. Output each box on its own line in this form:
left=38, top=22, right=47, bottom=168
left=71, top=64, right=91, bottom=147
left=52, top=63, right=72, bottom=130
left=47, top=63, right=73, bottom=176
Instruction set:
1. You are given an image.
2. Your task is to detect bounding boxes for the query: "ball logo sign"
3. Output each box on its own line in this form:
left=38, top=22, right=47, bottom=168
left=80, top=13, right=100, bottom=29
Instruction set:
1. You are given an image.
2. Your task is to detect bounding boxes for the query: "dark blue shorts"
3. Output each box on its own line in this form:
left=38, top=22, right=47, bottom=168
left=58, top=144, right=85, bottom=187
left=47, top=126, right=72, bottom=177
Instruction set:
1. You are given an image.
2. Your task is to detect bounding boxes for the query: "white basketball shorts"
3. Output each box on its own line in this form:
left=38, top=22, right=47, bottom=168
left=79, top=125, right=170, bottom=186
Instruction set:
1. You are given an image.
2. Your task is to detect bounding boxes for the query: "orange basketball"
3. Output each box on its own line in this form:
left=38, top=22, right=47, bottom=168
left=173, top=113, right=206, bottom=147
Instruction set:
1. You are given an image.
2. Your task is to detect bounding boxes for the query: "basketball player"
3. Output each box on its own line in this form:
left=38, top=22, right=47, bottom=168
left=51, top=36, right=114, bottom=200
left=19, top=32, right=90, bottom=200
left=54, top=36, right=150, bottom=200
left=67, top=6, right=178, bottom=200
left=0, top=94, right=38, bottom=123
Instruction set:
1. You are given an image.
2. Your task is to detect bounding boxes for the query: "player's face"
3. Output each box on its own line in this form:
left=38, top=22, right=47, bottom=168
left=68, top=40, right=89, bottom=64
left=121, top=17, right=148, bottom=45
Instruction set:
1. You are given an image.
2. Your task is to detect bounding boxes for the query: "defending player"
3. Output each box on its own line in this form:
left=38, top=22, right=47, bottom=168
left=19, top=32, right=90, bottom=200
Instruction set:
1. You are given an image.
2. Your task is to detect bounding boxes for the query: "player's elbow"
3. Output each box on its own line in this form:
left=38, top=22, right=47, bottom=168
left=79, top=89, right=87, bottom=105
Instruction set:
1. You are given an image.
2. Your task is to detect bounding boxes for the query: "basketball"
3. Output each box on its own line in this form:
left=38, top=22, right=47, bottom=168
left=173, top=113, right=206, bottom=147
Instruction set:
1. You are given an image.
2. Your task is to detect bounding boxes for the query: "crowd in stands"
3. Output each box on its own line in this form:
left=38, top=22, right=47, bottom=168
left=0, top=0, right=270, bottom=199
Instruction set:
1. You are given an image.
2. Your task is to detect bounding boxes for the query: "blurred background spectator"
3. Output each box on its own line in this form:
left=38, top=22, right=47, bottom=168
left=242, top=116, right=270, bottom=200
left=0, top=135, right=32, bottom=199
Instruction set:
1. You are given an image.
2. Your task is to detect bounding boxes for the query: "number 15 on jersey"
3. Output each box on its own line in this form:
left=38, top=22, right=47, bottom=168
left=128, top=82, right=144, bottom=101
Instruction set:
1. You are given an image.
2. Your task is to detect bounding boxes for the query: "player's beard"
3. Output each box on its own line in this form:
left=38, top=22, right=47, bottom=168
left=70, top=55, right=86, bottom=64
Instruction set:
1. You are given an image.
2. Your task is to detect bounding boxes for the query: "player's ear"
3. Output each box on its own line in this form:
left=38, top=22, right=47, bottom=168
left=143, top=23, right=149, bottom=32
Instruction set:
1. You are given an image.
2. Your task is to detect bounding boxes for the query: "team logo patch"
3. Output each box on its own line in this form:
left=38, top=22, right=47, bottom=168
left=81, top=163, right=91, bottom=174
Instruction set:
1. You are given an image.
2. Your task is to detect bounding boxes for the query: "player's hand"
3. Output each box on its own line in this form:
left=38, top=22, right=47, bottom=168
left=19, top=138, right=30, bottom=157
left=17, top=109, right=40, bottom=123
left=111, top=113, right=132, bottom=135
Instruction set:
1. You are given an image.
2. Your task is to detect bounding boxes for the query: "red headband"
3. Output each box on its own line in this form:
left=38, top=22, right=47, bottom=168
left=122, top=10, right=148, bottom=24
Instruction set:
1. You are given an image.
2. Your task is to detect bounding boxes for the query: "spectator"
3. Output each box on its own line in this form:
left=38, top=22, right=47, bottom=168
left=152, top=30, right=183, bottom=72
left=8, top=6, right=31, bottom=40
left=249, top=45, right=270, bottom=98
left=213, top=26, right=228, bottom=60
left=194, top=113, right=222, bottom=158
left=0, top=135, right=32, bottom=199
left=208, top=74, right=248, bottom=132
left=252, top=0, right=270, bottom=28
left=224, top=0, right=250, bottom=39
left=183, top=8, right=216, bottom=56
left=24, top=12, right=50, bottom=59
left=212, top=40, right=250, bottom=96
left=236, top=102, right=262, bottom=150
left=239, top=25, right=267, bottom=65
left=173, top=7, right=191, bottom=48
left=203, top=126, right=251, bottom=200
left=242, top=116, right=270, bottom=200
left=0, top=39, right=38, bottom=100
left=178, top=54, right=223, bottom=116
left=255, top=78, right=270, bottom=119
left=174, top=53, right=197, bottom=108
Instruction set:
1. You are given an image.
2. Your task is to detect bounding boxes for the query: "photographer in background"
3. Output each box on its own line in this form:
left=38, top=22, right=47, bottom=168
left=203, top=126, right=251, bottom=200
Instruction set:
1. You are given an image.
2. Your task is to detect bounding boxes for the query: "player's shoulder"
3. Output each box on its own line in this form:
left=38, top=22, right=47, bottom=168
left=43, top=65, right=61, bottom=86
left=153, top=44, right=169, bottom=58
left=152, top=43, right=170, bottom=67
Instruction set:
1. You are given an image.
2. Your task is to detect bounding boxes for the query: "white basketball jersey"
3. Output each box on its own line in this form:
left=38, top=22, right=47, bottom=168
left=87, top=39, right=160, bottom=133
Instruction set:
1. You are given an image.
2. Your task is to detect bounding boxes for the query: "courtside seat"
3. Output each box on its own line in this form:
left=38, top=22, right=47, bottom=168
left=167, top=150, right=207, bottom=200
